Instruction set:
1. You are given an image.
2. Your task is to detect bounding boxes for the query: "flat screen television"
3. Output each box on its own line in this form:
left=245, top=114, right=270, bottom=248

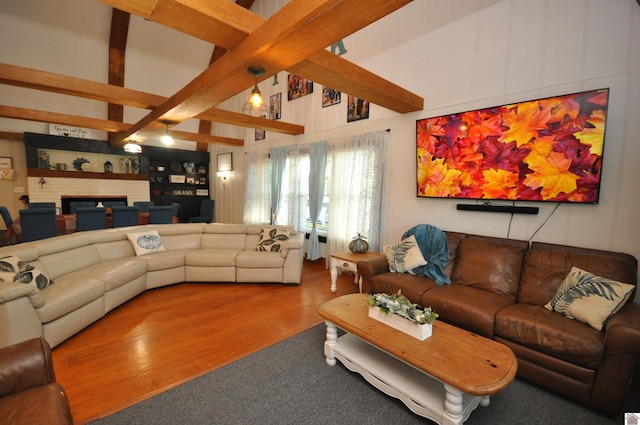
left=416, top=88, right=609, bottom=204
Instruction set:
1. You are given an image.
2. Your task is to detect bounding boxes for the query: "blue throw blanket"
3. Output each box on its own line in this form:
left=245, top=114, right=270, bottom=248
left=402, top=224, right=451, bottom=285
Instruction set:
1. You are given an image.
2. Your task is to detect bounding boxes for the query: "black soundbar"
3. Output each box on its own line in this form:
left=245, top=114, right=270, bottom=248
left=456, top=204, right=539, bottom=214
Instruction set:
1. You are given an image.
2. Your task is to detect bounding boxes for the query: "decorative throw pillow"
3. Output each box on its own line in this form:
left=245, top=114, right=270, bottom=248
left=0, top=255, right=53, bottom=290
left=256, top=228, right=290, bottom=252
left=126, top=230, right=167, bottom=256
left=545, top=266, right=635, bottom=331
left=383, top=235, right=428, bottom=274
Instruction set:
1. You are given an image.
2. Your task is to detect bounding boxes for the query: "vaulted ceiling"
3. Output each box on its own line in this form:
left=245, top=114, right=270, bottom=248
left=0, top=0, right=423, bottom=151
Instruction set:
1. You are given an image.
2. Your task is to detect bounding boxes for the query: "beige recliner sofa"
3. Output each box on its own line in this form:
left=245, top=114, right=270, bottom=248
left=0, top=223, right=304, bottom=349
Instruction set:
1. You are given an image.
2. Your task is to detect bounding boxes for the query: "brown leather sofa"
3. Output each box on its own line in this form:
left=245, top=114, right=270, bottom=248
left=358, top=230, right=640, bottom=418
left=0, top=337, right=73, bottom=424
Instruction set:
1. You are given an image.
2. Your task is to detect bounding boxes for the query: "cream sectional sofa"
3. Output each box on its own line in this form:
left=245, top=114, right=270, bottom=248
left=0, top=223, right=304, bottom=349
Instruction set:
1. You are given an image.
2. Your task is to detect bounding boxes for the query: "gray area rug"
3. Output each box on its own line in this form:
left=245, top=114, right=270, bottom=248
left=91, top=325, right=639, bottom=425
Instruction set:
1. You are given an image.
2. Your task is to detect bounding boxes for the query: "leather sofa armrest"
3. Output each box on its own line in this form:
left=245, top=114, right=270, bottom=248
left=358, top=256, right=389, bottom=294
left=0, top=337, right=56, bottom=398
left=590, top=302, right=640, bottom=416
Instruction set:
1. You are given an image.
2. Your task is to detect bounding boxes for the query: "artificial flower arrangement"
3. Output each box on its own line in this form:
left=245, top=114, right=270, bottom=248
left=367, top=290, right=438, bottom=325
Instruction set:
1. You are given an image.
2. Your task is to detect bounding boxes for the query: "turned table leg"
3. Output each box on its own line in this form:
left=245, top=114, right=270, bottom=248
left=323, top=320, right=338, bottom=366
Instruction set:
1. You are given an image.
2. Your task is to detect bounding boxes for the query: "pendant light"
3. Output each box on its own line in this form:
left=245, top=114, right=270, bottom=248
left=123, top=140, right=142, bottom=154
left=242, top=66, right=270, bottom=117
left=161, top=120, right=174, bottom=146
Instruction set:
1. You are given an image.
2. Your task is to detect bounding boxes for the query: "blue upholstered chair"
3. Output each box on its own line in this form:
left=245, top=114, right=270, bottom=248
left=0, top=206, right=13, bottom=229
left=171, top=203, right=181, bottom=219
left=27, top=202, right=56, bottom=210
left=148, top=206, right=174, bottom=224
left=69, top=201, right=96, bottom=214
left=19, top=208, right=57, bottom=242
left=189, top=199, right=214, bottom=223
left=110, top=206, right=139, bottom=228
left=75, top=207, right=106, bottom=232
left=133, top=201, right=154, bottom=212
left=103, top=201, right=126, bottom=209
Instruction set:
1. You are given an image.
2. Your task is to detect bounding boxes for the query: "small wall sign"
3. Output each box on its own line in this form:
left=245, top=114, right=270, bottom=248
left=48, top=124, right=94, bottom=139
left=172, top=189, right=195, bottom=196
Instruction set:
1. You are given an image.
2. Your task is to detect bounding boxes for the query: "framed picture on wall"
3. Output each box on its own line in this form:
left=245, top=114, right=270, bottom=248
left=322, top=87, right=341, bottom=107
left=0, top=157, right=13, bottom=181
left=269, top=93, right=282, bottom=120
left=287, top=74, right=313, bottom=100
left=255, top=127, right=266, bottom=141
left=347, top=95, right=370, bottom=122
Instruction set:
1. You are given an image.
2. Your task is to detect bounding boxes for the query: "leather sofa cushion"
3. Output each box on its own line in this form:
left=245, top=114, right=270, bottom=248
left=87, top=259, right=147, bottom=292
left=450, top=236, right=528, bottom=300
left=443, top=231, right=466, bottom=277
left=518, top=242, right=638, bottom=306
left=370, top=272, right=436, bottom=304
left=36, top=275, right=105, bottom=324
left=186, top=249, right=242, bottom=267
left=420, top=283, right=513, bottom=338
left=138, top=249, right=190, bottom=271
left=0, top=384, right=73, bottom=425
left=236, top=251, right=285, bottom=268
left=495, top=303, right=604, bottom=369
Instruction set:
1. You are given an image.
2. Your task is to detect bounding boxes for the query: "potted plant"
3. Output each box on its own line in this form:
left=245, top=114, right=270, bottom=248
left=367, top=290, right=438, bottom=340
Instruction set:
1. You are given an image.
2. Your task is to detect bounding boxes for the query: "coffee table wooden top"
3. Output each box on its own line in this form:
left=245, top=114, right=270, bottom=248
left=318, top=293, right=517, bottom=396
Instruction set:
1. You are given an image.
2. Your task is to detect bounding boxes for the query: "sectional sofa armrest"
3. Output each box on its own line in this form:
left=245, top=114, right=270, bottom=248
left=279, top=232, right=304, bottom=257
left=358, top=256, right=390, bottom=295
left=0, top=337, right=56, bottom=397
left=0, top=282, right=44, bottom=308
left=590, top=302, right=640, bottom=417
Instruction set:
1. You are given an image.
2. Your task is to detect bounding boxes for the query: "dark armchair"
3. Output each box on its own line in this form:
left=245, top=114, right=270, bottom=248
left=0, top=337, right=73, bottom=424
left=189, top=199, right=214, bottom=223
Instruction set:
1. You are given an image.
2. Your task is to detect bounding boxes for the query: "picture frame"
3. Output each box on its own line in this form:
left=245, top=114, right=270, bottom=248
left=0, top=157, right=12, bottom=169
left=196, top=189, right=209, bottom=197
left=322, top=87, right=341, bottom=107
left=0, top=157, right=13, bottom=181
left=186, top=177, right=195, bottom=184
left=170, top=175, right=186, bottom=183
left=287, top=74, right=313, bottom=100
left=255, top=127, right=266, bottom=141
left=217, top=153, right=233, bottom=172
left=347, top=95, right=370, bottom=122
left=269, top=93, right=282, bottom=120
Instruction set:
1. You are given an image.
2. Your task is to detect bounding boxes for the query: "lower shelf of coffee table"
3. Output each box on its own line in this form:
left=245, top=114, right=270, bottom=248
left=328, top=333, right=484, bottom=424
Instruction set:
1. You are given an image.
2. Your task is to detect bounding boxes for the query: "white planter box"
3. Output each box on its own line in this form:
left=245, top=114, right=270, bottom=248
left=368, top=306, right=432, bottom=341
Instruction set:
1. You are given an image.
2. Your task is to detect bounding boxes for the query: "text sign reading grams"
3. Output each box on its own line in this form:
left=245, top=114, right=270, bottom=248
left=172, top=189, right=195, bottom=196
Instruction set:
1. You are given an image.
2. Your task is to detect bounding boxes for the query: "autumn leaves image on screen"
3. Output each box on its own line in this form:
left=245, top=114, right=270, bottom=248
left=416, top=88, right=608, bottom=204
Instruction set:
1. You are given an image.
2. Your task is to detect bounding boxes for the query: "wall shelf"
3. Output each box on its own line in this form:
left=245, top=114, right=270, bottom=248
left=27, top=168, right=148, bottom=181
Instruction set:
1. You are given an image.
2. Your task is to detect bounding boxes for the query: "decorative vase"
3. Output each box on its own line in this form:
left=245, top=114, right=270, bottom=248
left=368, top=306, right=432, bottom=340
left=349, top=233, right=369, bottom=253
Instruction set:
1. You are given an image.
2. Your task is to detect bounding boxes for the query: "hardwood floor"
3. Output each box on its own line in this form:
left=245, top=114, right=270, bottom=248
left=51, top=259, right=360, bottom=425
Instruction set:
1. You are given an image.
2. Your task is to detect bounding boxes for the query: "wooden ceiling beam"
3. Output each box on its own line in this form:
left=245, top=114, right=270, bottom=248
left=0, top=63, right=303, bottom=136
left=0, top=105, right=243, bottom=146
left=0, top=63, right=165, bottom=110
left=107, top=9, right=130, bottom=125
left=103, top=0, right=422, bottom=114
left=106, top=0, right=415, bottom=145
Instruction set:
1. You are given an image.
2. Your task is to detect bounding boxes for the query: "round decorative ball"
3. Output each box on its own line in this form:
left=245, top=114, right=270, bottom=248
left=349, top=233, right=369, bottom=254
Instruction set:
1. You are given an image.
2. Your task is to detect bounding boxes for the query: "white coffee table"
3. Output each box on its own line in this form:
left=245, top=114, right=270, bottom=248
left=318, top=294, right=517, bottom=425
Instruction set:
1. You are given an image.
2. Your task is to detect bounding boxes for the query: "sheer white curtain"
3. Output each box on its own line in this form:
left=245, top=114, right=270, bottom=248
left=243, top=149, right=271, bottom=224
left=327, top=130, right=388, bottom=256
left=269, top=146, right=287, bottom=224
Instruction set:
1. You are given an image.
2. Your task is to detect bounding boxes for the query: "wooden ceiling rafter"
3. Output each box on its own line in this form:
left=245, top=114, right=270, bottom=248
left=195, top=0, right=256, bottom=152
left=99, top=0, right=421, bottom=146
left=0, top=105, right=244, bottom=147
left=0, top=63, right=303, bottom=136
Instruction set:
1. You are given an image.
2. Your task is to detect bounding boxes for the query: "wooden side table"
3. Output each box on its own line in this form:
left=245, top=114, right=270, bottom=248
left=329, top=251, right=384, bottom=292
